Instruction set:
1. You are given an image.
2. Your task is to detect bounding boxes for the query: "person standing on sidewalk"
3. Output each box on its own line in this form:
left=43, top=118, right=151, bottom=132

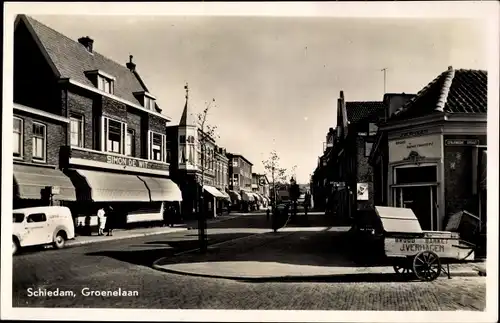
left=97, top=207, right=106, bottom=236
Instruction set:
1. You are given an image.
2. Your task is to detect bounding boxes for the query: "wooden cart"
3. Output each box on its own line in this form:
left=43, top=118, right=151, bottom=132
left=375, top=206, right=476, bottom=282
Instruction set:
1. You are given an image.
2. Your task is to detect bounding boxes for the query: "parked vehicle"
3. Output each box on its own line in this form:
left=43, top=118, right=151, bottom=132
left=12, top=206, right=75, bottom=255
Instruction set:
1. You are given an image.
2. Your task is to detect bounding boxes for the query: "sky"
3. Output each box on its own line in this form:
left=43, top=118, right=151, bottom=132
left=32, top=14, right=488, bottom=184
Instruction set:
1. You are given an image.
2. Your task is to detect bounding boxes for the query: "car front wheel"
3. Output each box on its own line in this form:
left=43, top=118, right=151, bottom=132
left=53, top=232, right=66, bottom=249
left=12, top=238, right=19, bottom=255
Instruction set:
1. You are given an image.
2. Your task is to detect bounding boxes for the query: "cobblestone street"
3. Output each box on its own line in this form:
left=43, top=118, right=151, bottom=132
left=12, top=213, right=486, bottom=310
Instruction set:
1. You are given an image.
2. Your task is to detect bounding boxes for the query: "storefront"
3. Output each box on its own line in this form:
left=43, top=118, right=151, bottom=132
left=13, top=163, right=76, bottom=209
left=387, top=129, right=486, bottom=231
left=61, top=147, right=182, bottom=229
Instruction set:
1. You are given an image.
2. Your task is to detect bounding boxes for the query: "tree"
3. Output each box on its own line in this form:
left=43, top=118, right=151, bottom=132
left=195, top=97, right=218, bottom=253
left=262, top=150, right=287, bottom=208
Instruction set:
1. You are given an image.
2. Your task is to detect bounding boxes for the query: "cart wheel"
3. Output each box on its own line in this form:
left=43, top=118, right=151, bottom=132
left=412, top=250, right=441, bottom=281
left=393, top=264, right=412, bottom=275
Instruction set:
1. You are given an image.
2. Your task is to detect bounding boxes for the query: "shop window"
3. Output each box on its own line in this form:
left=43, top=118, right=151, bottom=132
left=395, top=165, right=437, bottom=184
left=364, top=142, right=373, bottom=157
left=13, top=117, right=23, bottom=157
left=70, top=114, right=84, bottom=147
left=125, top=129, right=135, bottom=157
left=32, top=122, right=46, bottom=161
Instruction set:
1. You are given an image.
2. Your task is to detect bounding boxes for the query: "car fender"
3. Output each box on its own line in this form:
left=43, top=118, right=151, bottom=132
left=52, top=225, right=69, bottom=241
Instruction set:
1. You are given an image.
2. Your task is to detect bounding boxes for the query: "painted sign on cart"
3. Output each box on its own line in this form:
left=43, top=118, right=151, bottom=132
left=384, top=237, right=474, bottom=260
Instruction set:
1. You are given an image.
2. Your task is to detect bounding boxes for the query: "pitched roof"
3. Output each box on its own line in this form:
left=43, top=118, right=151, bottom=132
left=20, top=15, right=159, bottom=110
left=391, top=67, right=487, bottom=120
left=179, top=100, right=197, bottom=126
left=346, top=101, right=386, bottom=124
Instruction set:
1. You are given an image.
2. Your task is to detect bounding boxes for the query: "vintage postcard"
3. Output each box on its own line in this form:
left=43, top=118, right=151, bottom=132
left=1, top=2, right=498, bottom=322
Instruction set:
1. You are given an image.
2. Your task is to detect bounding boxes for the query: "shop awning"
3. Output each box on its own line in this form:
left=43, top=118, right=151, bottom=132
left=75, top=170, right=150, bottom=202
left=13, top=164, right=76, bottom=201
left=227, top=190, right=241, bottom=201
left=139, top=176, right=183, bottom=202
left=241, top=191, right=255, bottom=202
left=203, top=185, right=225, bottom=198
left=218, top=190, right=231, bottom=200
left=253, top=193, right=264, bottom=203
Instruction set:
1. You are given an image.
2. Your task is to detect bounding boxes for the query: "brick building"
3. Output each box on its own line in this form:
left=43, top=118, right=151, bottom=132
left=13, top=15, right=183, bottom=227
left=166, top=86, right=231, bottom=219
left=370, top=67, right=487, bottom=231
left=227, top=154, right=255, bottom=210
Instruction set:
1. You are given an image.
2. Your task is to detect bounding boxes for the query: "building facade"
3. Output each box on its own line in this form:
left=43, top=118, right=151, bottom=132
left=166, top=87, right=231, bottom=219
left=227, top=154, right=254, bottom=209
left=370, top=67, right=487, bottom=232
left=13, top=15, right=183, bottom=228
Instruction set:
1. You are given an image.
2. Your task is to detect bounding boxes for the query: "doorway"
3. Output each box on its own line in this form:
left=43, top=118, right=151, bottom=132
left=393, top=185, right=438, bottom=230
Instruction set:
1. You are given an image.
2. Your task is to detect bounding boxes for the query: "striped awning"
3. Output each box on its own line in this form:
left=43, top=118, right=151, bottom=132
left=241, top=191, right=255, bottom=202
left=14, top=164, right=76, bottom=201
left=139, top=176, right=183, bottom=201
left=203, top=185, right=225, bottom=198
left=75, top=169, right=150, bottom=202
left=227, top=190, right=241, bottom=201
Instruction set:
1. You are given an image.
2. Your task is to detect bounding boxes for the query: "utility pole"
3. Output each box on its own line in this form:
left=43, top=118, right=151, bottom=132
left=381, top=68, right=388, bottom=94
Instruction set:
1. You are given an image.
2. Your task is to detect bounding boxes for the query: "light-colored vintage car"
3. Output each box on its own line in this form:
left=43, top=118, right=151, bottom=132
left=12, top=206, right=75, bottom=255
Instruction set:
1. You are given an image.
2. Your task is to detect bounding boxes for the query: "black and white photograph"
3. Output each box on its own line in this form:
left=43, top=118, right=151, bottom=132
left=1, top=2, right=498, bottom=322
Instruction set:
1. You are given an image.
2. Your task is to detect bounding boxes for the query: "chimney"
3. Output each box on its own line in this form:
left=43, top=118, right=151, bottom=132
left=126, top=55, right=136, bottom=72
left=78, top=36, right=94, bottom=53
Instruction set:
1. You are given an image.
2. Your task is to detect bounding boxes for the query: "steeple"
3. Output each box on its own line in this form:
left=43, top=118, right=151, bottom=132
left=179, top=82, right=196, bottom=126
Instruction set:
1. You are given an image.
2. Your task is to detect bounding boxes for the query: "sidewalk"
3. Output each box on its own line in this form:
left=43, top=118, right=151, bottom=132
left=66, top=212, right=249, bottom=247
left=153, top=228, right=485, bottom=281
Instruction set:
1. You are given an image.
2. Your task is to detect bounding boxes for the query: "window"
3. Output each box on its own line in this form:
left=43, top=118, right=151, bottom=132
left=151, top=133, right=163, bottom=161
left=232, top=160, right=238, bottom=167
left=233, top=174, right=239, bottom=186
left=98, top=76, right=114, bottom=94
left=364, top=142, right=373, bottom=157
left=125, top=129, right=135, bottom=157
left=27, top=213, right=46, bottom=223
left=32, top=122, right=46, bottom=161
left=369, top=123, right=378, bottom=136
left=144, top=96, right=156, bottom=111
left=180, top=135, right=186, bottom=144
left=13, top=213, right=24, bottom=223
left=166, top=140, right=172, bottom=164
left=102, top=117, right=125, bottom=154
left=70, top=115, right=84, bottom=147
left=108, top=119, right=123, bottom=153
left=13, top=117, right=23, bottom=157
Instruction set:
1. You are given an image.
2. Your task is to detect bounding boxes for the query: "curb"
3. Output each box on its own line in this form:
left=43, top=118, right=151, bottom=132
left=65, top=212, right=252, bottom=248
left=152, top=265, right=483, bottom=282
left=66, top=227, right=188, bottom=247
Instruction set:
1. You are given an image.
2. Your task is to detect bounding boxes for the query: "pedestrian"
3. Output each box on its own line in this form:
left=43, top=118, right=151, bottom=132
left=266, top=207, right=271, bottom=221
left=97, top=207, right=106, bottom=236
left=106, top=206, right=115, bottom=236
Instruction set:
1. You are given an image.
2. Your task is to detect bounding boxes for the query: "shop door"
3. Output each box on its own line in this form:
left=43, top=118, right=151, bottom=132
left=394, top=186, right=437, bottom=231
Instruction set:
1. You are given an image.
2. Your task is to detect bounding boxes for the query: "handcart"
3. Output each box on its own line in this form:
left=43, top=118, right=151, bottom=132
left=374, top=206, right=477, bottom=282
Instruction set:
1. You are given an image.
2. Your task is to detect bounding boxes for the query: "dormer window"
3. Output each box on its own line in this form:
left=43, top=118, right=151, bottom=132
left=98, top=76, right=113, bottom=94
left=144, top=96, right=155, bottom=111
left=85, top=70, right=115, bottom=94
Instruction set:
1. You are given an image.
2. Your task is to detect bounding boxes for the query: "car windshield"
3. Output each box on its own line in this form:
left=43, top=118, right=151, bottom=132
left=13, top=213, right=24, bottom=223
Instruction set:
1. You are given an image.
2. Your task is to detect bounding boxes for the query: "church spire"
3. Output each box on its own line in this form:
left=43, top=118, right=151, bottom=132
left=179, top=82, right=195, bottom=126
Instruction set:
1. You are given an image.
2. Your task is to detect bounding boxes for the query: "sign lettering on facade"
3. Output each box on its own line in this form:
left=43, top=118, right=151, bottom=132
left=445, top=139, right=480, bottom=146
left=399, top=129, right=429, bottom=138
left=389, top=134, right=442, bottom=163
left=107, top=155, right=150, bottom=169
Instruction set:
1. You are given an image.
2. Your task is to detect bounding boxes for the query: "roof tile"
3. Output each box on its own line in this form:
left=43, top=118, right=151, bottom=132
left=346, top=101, right=385, bottom=124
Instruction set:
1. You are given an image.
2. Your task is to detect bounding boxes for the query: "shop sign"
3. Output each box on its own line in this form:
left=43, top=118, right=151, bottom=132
left=357, top=183, right=369, bottom=200
left=107, top=155, right=150, bottom=169
left=445, top=139, right=480, bottom=146
left=389, top=134, right=442, bottom=163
